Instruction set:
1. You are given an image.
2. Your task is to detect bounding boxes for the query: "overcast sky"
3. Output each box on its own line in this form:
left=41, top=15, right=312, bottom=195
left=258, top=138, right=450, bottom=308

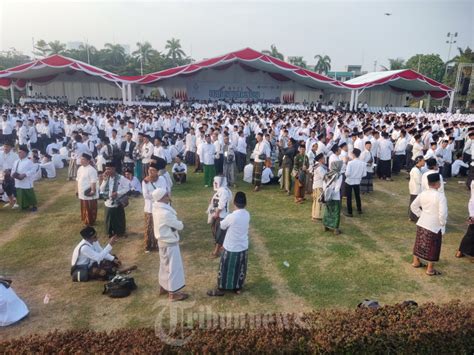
left=0, top=0, right=472, bottom=71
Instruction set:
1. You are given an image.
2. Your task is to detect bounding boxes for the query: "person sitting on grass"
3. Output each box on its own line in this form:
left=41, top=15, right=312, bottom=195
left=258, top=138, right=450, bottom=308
left=207, top=191, right=249, bottom=297
left=124, top=168, right=142, bottom=197
left=172, top=155, right=187, bottom=184
left=70, top=226, right=121, bottom=282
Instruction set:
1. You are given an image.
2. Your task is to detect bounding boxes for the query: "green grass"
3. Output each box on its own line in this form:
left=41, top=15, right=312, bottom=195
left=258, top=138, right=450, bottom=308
left=0, top=167, right=473, bottom=339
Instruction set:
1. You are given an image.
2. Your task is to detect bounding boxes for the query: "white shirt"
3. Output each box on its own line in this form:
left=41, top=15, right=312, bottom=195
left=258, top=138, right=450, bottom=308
left=99, top=174, right=130, bottom=208
left=345, top=159, right=367, bottom=185
left=71, top=239, right=114, bottom=268
left=12, top=158, right=36, bottom=189
left=252, top=141, right=271, bottom=162
left=243, top=163, right=253, bottom=183
left=200, top=143, right=216, bottom=165
left=152, top=202, right=183, bottom=245
left=212, top=187, right=232, bottom=219
left=52, top=154, right=64, bottom=169
left=378, top=139, right=393, bottom=160
left=451, top=160, right=469, bottom=176
left=411, top=188, right=448, bottom=234
left=221, top=208, right=250, bottom=252
left=0, top=150, right=19, bottom=172
left=40, top=160, right=56, bottom=178
left=172, top=162, right=187, bottom=174
left=261, top=167, right=274, bottom=184
left=312, top=164, right=327, bottom=189
left=76, top=165, right=99, bottom=200
left=409, top=166, right=423, bottom=195
left=142, top=176, right=167, bottom=213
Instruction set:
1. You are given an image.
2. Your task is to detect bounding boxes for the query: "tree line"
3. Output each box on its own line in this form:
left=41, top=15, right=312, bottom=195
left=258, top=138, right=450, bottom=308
left=0, top=41, right=472, bottom=92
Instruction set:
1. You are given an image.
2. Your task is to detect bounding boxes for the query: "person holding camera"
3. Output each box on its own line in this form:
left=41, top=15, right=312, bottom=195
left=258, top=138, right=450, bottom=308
left=99, top=161, right=130, bottom=238
left=70, top=226, right=121, bottom=282
left=11, top=145, right=38, bottom=212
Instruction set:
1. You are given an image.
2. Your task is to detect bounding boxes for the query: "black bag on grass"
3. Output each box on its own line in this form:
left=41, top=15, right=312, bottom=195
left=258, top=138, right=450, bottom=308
left=103, top=275, right=137, bottom=298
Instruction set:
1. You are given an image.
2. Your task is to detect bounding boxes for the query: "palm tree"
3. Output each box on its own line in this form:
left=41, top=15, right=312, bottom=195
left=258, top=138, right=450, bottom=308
left=47, top=40, right=66, bottom=55
left=33, top=39, right=50, bottom=57
left=314, top=54, right=331, bottom=74
left=381, top=58, right=405, bottom=71
left=165, top=38, right=186, bottom=64
left=288, top=56, right=307, bottom=69
left=132, top=41, right=159, bottom=74
left=103, top=43, right=126, bottom=66
left=262, top=44, right=284, bottom=60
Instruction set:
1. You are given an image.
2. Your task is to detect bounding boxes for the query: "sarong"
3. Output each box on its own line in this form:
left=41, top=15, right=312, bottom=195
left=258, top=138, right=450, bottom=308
left=134, top=160, right=143, bottom=181
left=305, top=172, right=313, bottom=194
left=377, top=159, right=392, bottom=179
left=144, top=212, right=158, bottom=251
left=280, top=167, right=291, bottom=192
left=142, top=163, right=150, bottom=179
left=80, top=199, right=97, bottom=226
left=323, top=200, right=341, bottom=229
left=159, top=243, right=185, bottom=292
left=185, top=151, right=196, bottom=166
left=218, top=249, right=248, bottom=291
left=294, top=177, right=305, bottom=199
left=203, top=164, right=216, bottom=186
left=409, top=194, right=418, bottom=222
left=459, top=224, right=474, bottom=257
left=68, top=160, right=78, bottom=180
left=223, top=162, right=235, bottom=187
left=212, top=217, right=227, bottom=245
left=252, top=161, right=263, bottom=186
left=360, top=172, right=373, bottom=193
left=16, top=188, right=37, bottom=209
left=104, top=206, right=126, bottom=237
left=312, top=187, right=323, bottom=219
left=413, top=226, right=442, bottom=262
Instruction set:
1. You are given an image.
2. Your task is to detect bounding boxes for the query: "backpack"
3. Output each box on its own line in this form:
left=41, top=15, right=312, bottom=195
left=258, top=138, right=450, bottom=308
left=103, top=275, right=137, bottom=298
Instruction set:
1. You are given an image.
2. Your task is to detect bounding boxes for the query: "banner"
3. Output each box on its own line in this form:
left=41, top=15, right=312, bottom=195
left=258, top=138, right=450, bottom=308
left=186, top=82, right=281, bottom=101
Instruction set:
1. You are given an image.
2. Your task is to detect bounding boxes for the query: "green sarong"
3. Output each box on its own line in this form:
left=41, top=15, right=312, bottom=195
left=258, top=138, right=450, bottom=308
left=105, top=206, right=126, bottom=237
left=203, top=164, right=216, bottom=186
left=323, top=200, right=341, bottom=229
left=16, top=188, right=37, bottom=210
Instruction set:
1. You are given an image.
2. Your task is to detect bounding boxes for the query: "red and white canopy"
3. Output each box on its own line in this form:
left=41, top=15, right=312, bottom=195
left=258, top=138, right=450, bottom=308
left=342, top=69, right=453, bottom=99
left=121, top=47, right=346, bottom=91
left=0, top=54, right=123, bottom=90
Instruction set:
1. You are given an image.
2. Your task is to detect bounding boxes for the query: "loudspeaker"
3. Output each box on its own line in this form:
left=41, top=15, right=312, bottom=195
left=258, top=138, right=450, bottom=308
left=319, top=94, right=323, bottom=99
left=461, top=77, right=470, bottom=96
left=29, top=85, right=33, bottom=91
left=406, top=96, right=410, bottom=101
left=140, top=89, right=144, bottom=94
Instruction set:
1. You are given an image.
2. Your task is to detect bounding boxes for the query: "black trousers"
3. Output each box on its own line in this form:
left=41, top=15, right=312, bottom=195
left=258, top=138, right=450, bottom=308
left=345, top=183, right=361, bottom=215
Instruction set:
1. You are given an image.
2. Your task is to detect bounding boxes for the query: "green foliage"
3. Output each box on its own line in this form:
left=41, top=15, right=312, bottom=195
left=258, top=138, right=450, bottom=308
left=314, top=54, right=331, bottom=74
left=381, top=57, right=405, bottom=71
left=405, top=53, right=445, bottom=81
left=262, top=44, right=284, bottom=60
left=288, top=56, right=307, bottom=69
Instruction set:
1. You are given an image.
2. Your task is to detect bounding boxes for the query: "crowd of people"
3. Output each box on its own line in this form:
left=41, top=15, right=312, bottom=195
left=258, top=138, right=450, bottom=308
left=1, top=101, right=473, bottom=304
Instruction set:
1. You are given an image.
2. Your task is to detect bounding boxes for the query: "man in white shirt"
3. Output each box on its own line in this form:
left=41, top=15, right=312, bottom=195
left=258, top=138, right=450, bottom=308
left=11, top=145, right=38, bottom=211
left=377, top=132, right=393, bottom=181
left=344, top=148, right=367, bottom=217
left=410, top=173, right=448, bottom=276
left=99, top=161, right=130, bottom=238
left=408, top=156, right=425, bottom=222
left=40, top=154, right=56, bottom=179
left=252, top=133, right=271, bottom=191
left=199, top=134, right=216, bottom=187
left=235, top=130, right=247, bottom=173
left=70, top=226, right=120, bottom=282
left=76, top=153, right=99, bottom=226
left=184, top=127, right=197, bottom=166
left=392, top=130, right=407, bottom=174
left=451, top=153, right=469, bottom=177
left=141, top=135, right=154, bottom=178
left=171, top=155, right=187, bottom=184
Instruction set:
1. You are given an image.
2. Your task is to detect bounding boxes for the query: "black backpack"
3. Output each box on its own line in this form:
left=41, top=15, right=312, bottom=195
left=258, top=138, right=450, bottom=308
left=103, top=275, right=137, bottom=298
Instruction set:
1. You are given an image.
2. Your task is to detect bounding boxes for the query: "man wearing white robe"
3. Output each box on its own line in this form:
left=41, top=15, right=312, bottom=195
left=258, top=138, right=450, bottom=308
left=152, top=188, right=188, bottom=302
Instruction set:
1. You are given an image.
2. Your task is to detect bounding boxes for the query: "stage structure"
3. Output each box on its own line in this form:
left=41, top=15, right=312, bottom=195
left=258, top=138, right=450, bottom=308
left=342, top=69, right=454, bottom=112
left=121, top=48, right=348, bottom=104
left=0, top=55, right=126, bottom=104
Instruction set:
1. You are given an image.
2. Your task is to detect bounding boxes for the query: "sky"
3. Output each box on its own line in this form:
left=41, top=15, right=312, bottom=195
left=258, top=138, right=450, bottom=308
left=0, top=0, right=472, bottom=72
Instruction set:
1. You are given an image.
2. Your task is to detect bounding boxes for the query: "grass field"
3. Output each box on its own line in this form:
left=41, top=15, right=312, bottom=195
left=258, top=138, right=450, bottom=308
left=1, top=167, right=473, bottom=339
